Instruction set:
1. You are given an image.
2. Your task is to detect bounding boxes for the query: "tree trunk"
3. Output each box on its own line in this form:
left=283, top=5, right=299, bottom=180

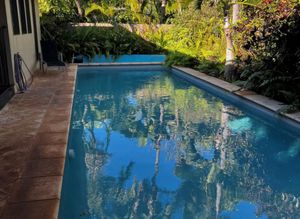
left=75, top=0, right=84, bottom=17
left=160, top=0, right=167, bottom=23
left=224, top=5, right=235, bottom=81
left=232, top=2, right=240, bottom=25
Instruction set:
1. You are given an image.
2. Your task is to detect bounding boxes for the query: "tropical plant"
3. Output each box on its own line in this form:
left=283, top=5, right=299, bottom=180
left=236, top=2, right=300, bottom=107
left=39, top=0, right=300, bottom=106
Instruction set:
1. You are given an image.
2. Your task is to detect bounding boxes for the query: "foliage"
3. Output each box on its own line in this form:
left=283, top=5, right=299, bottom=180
left=38, top=0, right=78, bottom=20
left=236, top=2, right=300, bottom=106
left=165, top=52, right=199, bottom=67
left=145, top=3, right=226, bottom=74
left=84, top=3, right=117, bottom=22
left=41, top=20, right=164, bottom=61
left=39, top=0, right=300, bottom=106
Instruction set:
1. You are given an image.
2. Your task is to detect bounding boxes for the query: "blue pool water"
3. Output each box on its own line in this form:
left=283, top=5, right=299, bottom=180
left=59, top=66, right=300, bottom=219
left=83, top=54, right=166, bottom=63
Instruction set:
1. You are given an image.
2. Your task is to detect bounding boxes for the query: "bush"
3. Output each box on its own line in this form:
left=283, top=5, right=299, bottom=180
left=41, top=19, right=164, bottom=62
left=236, top=3, right=300, bottom=107
left=165, top=52, right=199, bottom=67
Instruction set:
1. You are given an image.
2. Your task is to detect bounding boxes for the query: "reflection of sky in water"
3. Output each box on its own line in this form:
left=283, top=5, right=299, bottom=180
left=100, top=130, right=181, bottom=191
left=219, top=201, right=268, bottom=219
left=228, top=117, right=252, bottom=134
left=59, top=68, right=300, bottom=219
left=126, top=93, right=138, bottom=107
left=198, top=146, right=215, bottom=160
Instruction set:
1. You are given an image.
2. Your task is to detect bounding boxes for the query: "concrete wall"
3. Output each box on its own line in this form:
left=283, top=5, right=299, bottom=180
left=4, top=0, right=41, bottom=90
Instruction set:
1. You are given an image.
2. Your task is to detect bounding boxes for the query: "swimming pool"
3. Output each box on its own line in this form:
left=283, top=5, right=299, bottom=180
left=59, top=65, right=300, bottom=219
left=83, top=54, right=166, bottom=63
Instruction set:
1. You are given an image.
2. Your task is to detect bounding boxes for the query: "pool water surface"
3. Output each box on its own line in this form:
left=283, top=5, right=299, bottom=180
left=59, top=66, right=300, bottom=219
left=83, top=54, right=166, bottom=63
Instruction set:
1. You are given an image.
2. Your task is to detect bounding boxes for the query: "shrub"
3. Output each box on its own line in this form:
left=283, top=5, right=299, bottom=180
left=236, top=3, right=300, bottom=107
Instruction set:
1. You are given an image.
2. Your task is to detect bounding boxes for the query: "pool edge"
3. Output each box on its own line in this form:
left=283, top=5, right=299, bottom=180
left=57, top=63, right=300, bottom=219
left=172, top=66, right=300, bottom=132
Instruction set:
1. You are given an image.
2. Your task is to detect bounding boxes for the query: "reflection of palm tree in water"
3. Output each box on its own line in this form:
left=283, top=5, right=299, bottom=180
left=154, top=104, right=164, bottom=174
left=80, top=83, right=248, bottom=218
left=141, top=103, right=164, bottom=217
left=82, top=102, right=112, bottom=152
left=214, top=105, right=229, bottom=216
left=81, top=102, right=112, bottom=182
left=128, top=102, right=173, bottom=218
left=81, top=98, right=175, bottom=218
left=75, top=75, right=300, bottom=218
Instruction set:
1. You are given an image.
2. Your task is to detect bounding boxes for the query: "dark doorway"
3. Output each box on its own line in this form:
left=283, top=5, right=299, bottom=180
left=0, top=1, right=14, bottom=109
left=0, top=27, right=10, bottom=93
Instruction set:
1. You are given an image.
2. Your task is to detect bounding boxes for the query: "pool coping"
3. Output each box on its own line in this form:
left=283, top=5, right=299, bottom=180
left=172, top=66, right=300, bottom=126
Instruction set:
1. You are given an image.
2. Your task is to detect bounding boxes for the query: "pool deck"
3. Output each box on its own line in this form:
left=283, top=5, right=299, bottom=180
left=0, top=65, right=77, bottom=219
left=0, top=64, right=299, bottom=219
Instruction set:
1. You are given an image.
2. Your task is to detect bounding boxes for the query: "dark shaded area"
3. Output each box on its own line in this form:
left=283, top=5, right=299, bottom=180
left=237, top=4, right=300, bottom=109
left=41, top=40, right=66, bottom=68
left=0, top=4, right=14, bottom=109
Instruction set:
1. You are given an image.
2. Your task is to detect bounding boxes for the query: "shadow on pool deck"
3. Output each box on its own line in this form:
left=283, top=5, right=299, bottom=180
left=0, top=65, right=77, bottom=219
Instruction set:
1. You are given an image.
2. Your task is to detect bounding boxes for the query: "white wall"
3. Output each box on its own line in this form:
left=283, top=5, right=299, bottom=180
left=5, top=0, right=41, bottom=90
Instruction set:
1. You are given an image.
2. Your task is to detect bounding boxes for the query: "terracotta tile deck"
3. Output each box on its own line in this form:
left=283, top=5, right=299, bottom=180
left=0, top=65, right=77, bottom=219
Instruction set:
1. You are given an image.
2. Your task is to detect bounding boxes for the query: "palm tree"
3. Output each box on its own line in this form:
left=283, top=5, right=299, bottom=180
left=75, top=0, right=84, bottom=17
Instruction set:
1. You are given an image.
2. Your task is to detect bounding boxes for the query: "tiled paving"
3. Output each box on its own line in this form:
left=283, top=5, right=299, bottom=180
left=0, top=65, right=77, bottom=219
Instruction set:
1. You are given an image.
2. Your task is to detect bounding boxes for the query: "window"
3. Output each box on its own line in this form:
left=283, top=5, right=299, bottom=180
left=10, top=0, right=20, bottom=35
left=18, top=0, right=27, bottom=34
left=25, top=0, right=32, bottom=33
left=10, top=0, right=32, bottom=35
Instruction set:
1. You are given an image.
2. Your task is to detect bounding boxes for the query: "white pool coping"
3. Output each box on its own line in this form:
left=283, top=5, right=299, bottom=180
left=173, top=66, right=300, bottom=124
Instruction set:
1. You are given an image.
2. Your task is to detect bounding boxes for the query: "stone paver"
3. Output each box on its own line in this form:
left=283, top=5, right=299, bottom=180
left=1, top=199, right=59, bottom=219
left=32, top=144, right=67, bottom=159
left=22, top=158, right=65, bottom=178
left=0, top=65, right=77, bottom=219
left=9, top=176, right=63, bottom=203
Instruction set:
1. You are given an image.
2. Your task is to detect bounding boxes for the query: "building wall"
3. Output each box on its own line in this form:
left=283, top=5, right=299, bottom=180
left=4, top=0, right=41, bottom=90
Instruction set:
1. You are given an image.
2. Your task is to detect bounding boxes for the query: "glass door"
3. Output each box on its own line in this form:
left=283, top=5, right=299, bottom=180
left=0, top=2, right=10, bottom=95
left=0, top=34, right=9, bottom=94
left=0, top=1, right=14, bottom=109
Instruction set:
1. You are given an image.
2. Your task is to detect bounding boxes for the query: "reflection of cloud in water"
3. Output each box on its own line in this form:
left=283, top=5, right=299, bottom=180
left=126, top=93, right=138, bottom=106
left=228, top=117, right=253, bottom=134
left=254, top=126, right=267, bottom=142
left=134, top=109, right=143, bottom=121
left=219, top=201, right=267, bottom=219
left=276, top=139, right=300, bottom=163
